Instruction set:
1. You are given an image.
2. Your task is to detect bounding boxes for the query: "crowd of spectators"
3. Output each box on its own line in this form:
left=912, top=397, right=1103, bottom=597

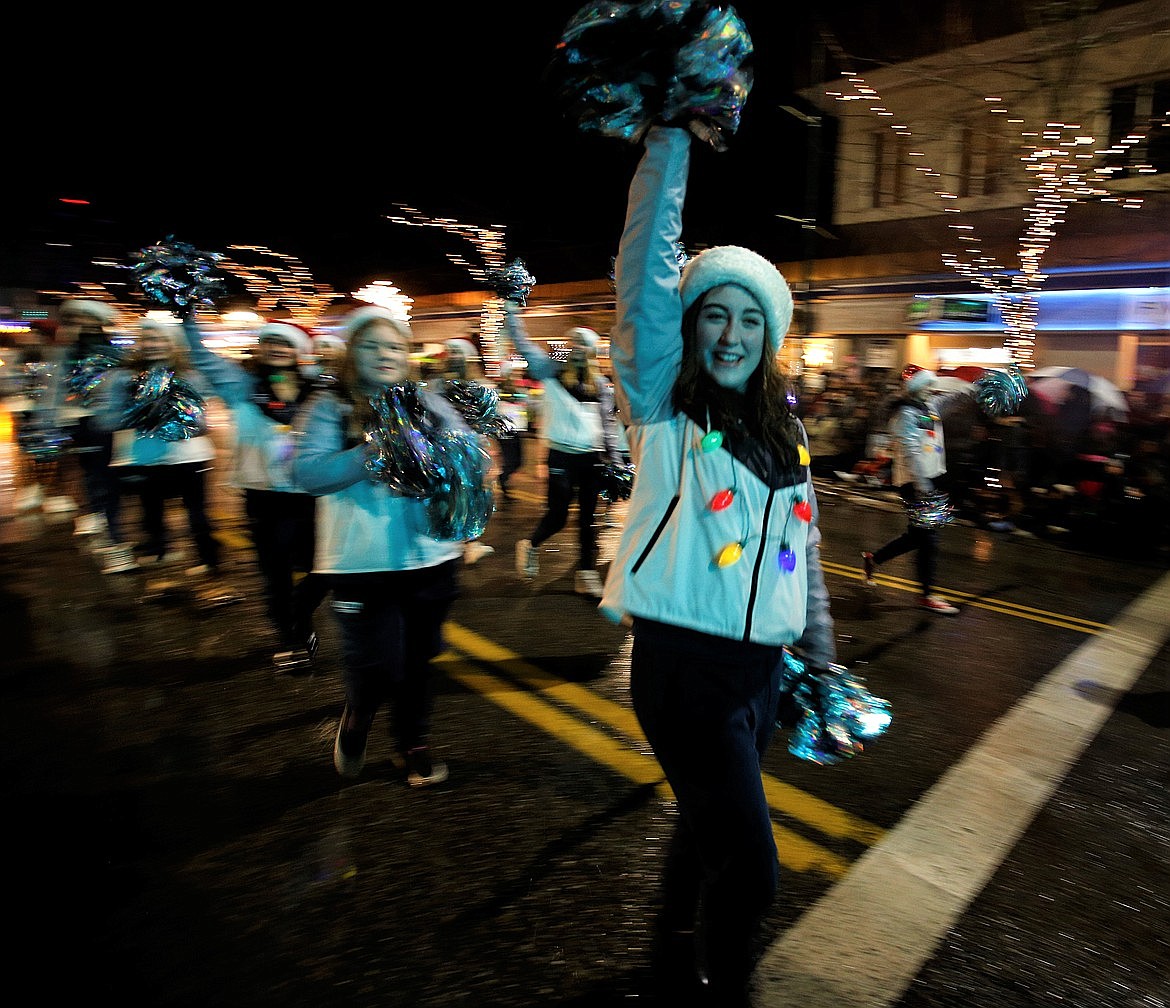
left=795, top=366, right=1170, bottom=563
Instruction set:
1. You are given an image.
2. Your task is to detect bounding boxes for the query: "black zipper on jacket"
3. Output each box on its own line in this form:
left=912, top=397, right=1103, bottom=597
left=631, top=495, right=680, bottom=574
left=742, top=488, right=776, bottom=641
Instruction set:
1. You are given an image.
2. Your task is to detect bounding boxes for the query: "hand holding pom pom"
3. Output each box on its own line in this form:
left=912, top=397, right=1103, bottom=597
left=777, top=650, right=893, bottom=766
left=130, top=237, right=228, bottom=318
left=487, top=259, right=536, bottom=306
left=974, top=366, right=1029, bottom=418
left=550, top=0, right=754, bottom=151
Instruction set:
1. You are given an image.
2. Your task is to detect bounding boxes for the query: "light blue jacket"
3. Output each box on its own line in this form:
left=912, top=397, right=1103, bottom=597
left=600, top=126, right=837, bottom=667
left=291, top=387, right=465, bottom=574
left=180, top=318, right=307, bottom=492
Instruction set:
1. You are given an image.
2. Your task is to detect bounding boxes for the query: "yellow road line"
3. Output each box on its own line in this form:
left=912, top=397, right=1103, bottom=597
left=441, top=622, right=878, bottom=876
left=821, top=560, right=1108, bottom=634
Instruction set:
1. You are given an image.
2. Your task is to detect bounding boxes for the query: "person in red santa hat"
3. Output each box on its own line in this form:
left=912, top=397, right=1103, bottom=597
left=179, top=316, right=331, bottom=668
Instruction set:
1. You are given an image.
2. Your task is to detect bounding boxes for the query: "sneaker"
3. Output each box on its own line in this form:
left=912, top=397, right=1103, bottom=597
left=14, top=485, right=44, bottom=512
left=404, top=746, right=448, bottom=787
left=42, top=495, right=78, bottom=515
left=74, top=512, right=105, bottom=536
left=920, top=594, right=959, bottom=615
left=515, top=538, right=539, bottom=578
left=861, top=551, right=877, bottom=586
left=273, top=632, right=319, bottom=675
left=333, top=706, right=373, bottom=779
left=574, top=568, right=604, bottom=599
left=463, top=540, right=495, bottom=565
left=101, top=543, right=139, bottom=574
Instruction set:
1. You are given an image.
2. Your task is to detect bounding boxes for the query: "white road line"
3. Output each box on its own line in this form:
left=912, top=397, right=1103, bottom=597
left=754, top=569, right=1170, bottom=1008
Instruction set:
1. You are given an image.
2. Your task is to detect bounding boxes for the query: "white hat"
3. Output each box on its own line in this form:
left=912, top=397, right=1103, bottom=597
left=565, top=326, right=599, bottom=351
left=60, top=299, right=117, bottom=326
left=256, top=320, right=314, bottom=358
left=444, top=338, right=478, bottom=360
left=678, top=245, right=793, bottom=350
left=341, top=306, right=412, bottom=344
left=902, top=364, right=938, bottom=395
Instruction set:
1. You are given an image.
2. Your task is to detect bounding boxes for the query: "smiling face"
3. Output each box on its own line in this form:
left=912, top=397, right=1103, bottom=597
left=694, top=284, right=767, bottom=393
left=257, top=335, right=300, bottom=369
left=136, top=326, right=176, bottom=364
left=351, top=319, right=411, bottom=392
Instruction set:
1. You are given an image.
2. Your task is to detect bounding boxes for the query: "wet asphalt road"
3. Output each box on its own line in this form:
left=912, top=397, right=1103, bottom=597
left=1, top=440, right=1167, bottom=1008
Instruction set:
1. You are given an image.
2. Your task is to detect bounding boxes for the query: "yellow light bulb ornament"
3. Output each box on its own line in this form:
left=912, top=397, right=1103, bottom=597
left=798, top=444, right=810, bottom=467
left=717, top=541, right=744, bottom=568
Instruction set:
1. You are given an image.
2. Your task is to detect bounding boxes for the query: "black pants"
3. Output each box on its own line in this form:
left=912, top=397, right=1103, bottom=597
left=330, top=561, right=460, bottom=755
left=496, top=434, right=523, bottom=490
left=73, top=416, right=122, bottom=539
left=121, top=461, right=220, bottom=570
left=530, top=448, right=603, bottom=570
left=245, top=488, right=329, bottom=647
left=872, top=481, right=943, bottom=596
left=630, top=618, right=783, bottom=999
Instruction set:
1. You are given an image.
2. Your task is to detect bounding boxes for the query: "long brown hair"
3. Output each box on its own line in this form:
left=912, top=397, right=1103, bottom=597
left=673, top=296, right=802, bottom=468
left=334, top=316, right=419, bottom=444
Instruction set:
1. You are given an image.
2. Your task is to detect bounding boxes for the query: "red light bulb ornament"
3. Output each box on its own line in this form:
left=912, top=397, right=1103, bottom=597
left=710, top=488, right=735, bottom=511
left=794, top=499, right=812, bottom=522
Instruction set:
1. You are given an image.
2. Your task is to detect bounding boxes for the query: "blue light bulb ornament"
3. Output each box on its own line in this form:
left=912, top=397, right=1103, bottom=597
left=778, top=545, right=797, bottom=572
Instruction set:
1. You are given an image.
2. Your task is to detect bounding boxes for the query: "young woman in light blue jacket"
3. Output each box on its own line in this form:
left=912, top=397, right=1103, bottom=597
left=291, top=306, right=469, bottom=788
left=181, top=317, right=330, bottom=666
left=603, top=125, right=838, bottom=1003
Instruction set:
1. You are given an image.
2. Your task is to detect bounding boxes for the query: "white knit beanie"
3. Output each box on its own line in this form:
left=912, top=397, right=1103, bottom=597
left=60, top=299, right=117, bottom=326
left=341, top=306, right=413, bottom=344
left=255, top=321, right=314, bottom=358
left=903, top=364, right=938, bottom=396
left=678, top=245, right=793, bottom=350
left=565, top=326, right=599, bottom=351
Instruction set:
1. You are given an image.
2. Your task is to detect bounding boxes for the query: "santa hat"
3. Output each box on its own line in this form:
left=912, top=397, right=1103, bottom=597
left=565, top=326, right=599, bottom=351
left=313, top=332, right=345, bottom=353
left=444, top=338, right=478, bottom=360
left=678, top=245, right=793, bottom=350
left=902, top=364, right=938, bottom=395
left=60, top=298, right=117, bottom=327
left=256, top=320, right=314, bottom=358
left=340, top=305, right=412, bottom=344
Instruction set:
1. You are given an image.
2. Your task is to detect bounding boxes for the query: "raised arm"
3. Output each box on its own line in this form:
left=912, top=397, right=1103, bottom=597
left=501, top=303, right=557, bottom=382
left=180, top=316, right=252, bottom=408
left=611, top=125, right=691, bottom=425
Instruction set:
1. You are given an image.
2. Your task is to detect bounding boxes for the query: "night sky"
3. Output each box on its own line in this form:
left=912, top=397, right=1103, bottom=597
left=3, top=1, right=1112, bottom=302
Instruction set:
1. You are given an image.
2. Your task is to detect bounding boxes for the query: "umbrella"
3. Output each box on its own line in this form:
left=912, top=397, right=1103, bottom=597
left=1027, top=366, right=1128, bottom=418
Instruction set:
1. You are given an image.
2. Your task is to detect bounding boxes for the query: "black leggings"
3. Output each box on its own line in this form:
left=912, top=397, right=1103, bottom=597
left=529, top=448, right=604, bottom=570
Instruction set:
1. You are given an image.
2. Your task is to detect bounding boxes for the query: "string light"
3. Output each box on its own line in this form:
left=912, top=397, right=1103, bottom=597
left=819, top=29, right=1163, bottom=371
left=351, top=280, right=414, bottom=322
left=386, top=205, right=509, bottom=377
left=222, top=245, right=343, bottom=327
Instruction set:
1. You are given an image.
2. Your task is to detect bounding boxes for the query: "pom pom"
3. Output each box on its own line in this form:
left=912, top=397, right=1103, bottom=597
left=17, top=417, right=72, bottom=460
left=550, top=0, right=754, bottom=151
left=130, top=236, right=228, bottom=318
left=777, top=651, right=893, bottom=766
left=65, top=350, right=122, bottom=407
left=123, top=365, right=209, bottom=441
left=906, top=491, right=956, bottom=529
left=487, top=258, right=536, bottom=306
left=598, top=459, right=636, bottom=501
left=365, top=383, right=444, bottom=498
left=974, top=366, right=1029, bottom=418
left=441, top=379, right=514, bottom=439
left=364, top=382, right=495, bottom=540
